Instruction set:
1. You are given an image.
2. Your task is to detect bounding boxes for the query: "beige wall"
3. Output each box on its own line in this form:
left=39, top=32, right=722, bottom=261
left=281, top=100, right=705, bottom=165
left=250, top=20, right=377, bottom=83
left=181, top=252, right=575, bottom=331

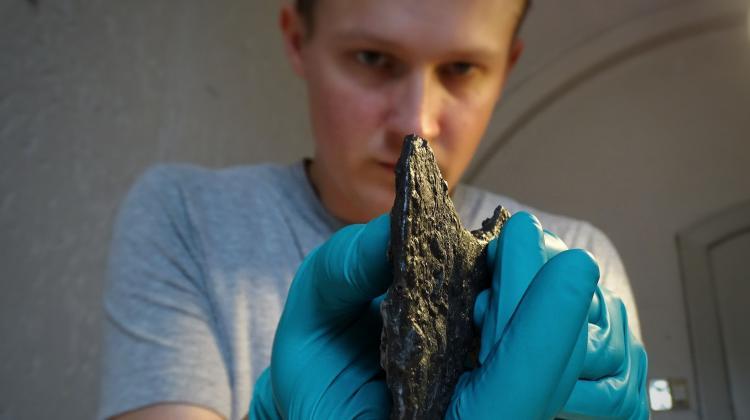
left=472, top=4, right=750, bottom=419
left=0, top=0, right=747, bottom=418
left=0, top=2, right=309, bottom=418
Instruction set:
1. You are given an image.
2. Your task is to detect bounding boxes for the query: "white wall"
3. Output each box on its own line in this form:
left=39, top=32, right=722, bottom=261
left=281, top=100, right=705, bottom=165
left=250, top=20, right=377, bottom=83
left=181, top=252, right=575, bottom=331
left=0, top=1, right=308, bottom=419
left=0, top=0, right=747, bottom=418
left=472, top=2, right=750, bottom=419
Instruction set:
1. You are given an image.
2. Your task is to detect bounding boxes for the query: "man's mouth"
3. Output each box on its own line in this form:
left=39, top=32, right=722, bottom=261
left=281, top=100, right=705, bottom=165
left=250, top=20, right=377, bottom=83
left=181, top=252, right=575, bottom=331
left=378, top=162, right=397, bottom=172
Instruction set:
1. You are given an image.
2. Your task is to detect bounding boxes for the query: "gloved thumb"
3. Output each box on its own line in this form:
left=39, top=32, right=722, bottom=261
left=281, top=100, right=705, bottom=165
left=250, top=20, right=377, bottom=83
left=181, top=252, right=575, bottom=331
left=451, top=249, right=600, bottom=419
left=475, top=229, right=568, bottom=331
left=307, top=213, right=392, bottom=315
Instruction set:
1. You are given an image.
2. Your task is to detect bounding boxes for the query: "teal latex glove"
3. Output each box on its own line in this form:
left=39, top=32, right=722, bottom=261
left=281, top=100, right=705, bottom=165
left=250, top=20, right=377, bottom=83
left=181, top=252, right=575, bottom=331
left=249, top=215, right=392, bottom=419
left=446, top=212, right=597, bottom=419
left=250, top=210, right=648, bottom=419
left=452, top=212, right=649, bottom=419
left=557, top=286, right=649, bottom=419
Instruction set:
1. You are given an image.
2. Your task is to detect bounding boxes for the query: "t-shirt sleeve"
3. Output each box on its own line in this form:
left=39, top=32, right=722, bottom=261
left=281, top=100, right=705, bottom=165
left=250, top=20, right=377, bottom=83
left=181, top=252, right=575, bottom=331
left=98, top=166, right=231, bottom=419
left=579, top=222, right=643, bottom=343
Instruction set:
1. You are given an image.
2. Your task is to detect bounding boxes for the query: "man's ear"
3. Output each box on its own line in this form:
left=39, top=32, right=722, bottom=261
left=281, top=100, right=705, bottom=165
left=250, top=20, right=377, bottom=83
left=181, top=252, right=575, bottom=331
left=279, top=4, right=307, bottom=78
left=507, top=38, right=524, bottom=73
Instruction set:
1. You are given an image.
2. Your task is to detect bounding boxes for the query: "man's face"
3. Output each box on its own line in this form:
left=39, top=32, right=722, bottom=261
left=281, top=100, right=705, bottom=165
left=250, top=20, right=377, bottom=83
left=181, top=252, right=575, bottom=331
left=281, top=0, right=524, bottom=223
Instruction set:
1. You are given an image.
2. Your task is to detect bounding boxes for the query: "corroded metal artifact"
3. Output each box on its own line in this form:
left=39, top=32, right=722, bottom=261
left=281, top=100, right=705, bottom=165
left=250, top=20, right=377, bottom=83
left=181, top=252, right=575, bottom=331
left=380, top=135, right=510, bottom=419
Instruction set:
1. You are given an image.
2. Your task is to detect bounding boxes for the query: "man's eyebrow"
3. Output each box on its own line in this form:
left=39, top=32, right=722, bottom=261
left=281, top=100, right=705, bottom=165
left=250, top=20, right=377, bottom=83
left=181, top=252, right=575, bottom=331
left=331, top=29, right=404, bottom=50
left=331, top=29, right=501, bottom=61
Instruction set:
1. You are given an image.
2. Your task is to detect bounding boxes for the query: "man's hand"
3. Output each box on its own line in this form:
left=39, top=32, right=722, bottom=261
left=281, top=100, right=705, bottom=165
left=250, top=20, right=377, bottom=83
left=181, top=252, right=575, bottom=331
left=449, top=212, right=649, bottom=419
left=250, top=215, right=392, bottom=419
left=110, top=404, right=224, bottom=420
left=250, top=211, right=648, bottom=419
left=557, top=286, right=649, bottom=419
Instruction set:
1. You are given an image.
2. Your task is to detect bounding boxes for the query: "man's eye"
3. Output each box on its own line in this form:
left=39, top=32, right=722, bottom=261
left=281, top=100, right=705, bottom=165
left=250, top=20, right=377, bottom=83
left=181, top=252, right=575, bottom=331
left=442, top=62, right=476, bottom=76
left=355, top=51, right=389, bottom=68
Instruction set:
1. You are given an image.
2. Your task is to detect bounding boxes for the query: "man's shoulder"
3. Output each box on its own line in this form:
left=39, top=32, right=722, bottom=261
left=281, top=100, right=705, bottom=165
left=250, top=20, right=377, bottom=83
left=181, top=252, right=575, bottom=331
left=456, top=184, right=643, bottom=341
left=123, top=162, right=303, bottom=214
left=133, top=162, right=294, bottom=195
left=456, top=184, right=617, bottom=261
left=457, top=184, right=584, bottom=230
left=114, top=162, right=307, bottom=250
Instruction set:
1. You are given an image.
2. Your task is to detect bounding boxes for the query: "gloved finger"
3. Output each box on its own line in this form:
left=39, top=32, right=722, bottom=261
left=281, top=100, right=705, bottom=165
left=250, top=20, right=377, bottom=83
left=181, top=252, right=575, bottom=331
left=454, top=249, right=600, bottom=419
left=543, top=228, right=569, bottom=261
left=559, top=331, right=649, bottom=420
left=249, top=368, right=281, bottom=419
left=544, top=318, right=589, bottom=418
left=312, top=308, right=391, bottom=418
left=317, top=317, right=391, bottom=418
left=588, top=289, right=602, bottom=323
left=580, top=288, right=627, bottom=380
left=344, top=378, right=392, bottom=419
left=311, top=213, right=391, bottom=313
left=484, top=227, right=567, bottom=271
left=473, top=289, right=490, bottom=330
left=543, top=246, right=598, bottom=417
left=362, top=295, right=386, bottom=348
left=476, top=226, right=568, bottom=334
left=480, top=211, right=547, bottom=363
left=280, top=294, right=389, bottom=418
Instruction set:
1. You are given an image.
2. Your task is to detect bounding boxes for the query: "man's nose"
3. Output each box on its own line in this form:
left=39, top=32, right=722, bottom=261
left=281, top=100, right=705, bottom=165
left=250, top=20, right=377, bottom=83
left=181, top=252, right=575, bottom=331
left=386, top=71, right=442, bottom=141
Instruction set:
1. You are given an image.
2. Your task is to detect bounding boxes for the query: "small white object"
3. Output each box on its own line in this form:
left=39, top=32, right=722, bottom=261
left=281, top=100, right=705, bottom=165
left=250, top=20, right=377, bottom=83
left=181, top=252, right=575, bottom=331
left=649, top=379, right=674, bottom=411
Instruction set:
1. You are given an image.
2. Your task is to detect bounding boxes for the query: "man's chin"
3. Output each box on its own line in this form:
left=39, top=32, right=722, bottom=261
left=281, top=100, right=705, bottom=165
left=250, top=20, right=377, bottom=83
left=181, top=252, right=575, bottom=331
left=358, top=188, right=395, bottom=219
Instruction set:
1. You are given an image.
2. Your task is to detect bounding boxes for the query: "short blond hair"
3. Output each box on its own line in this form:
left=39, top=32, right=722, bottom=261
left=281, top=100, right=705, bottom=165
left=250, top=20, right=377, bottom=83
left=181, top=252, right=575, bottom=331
left=295, top=0, right=532, bottom=38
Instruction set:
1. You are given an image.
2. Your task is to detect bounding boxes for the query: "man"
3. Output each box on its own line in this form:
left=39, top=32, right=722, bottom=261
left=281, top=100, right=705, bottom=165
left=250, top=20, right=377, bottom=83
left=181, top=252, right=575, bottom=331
left=99, top=0, right=648, bottom=419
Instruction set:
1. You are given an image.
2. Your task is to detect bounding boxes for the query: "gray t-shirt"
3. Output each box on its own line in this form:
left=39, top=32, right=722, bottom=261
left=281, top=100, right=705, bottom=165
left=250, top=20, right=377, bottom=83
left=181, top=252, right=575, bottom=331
left=99, top=162, right=641, bottom=420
